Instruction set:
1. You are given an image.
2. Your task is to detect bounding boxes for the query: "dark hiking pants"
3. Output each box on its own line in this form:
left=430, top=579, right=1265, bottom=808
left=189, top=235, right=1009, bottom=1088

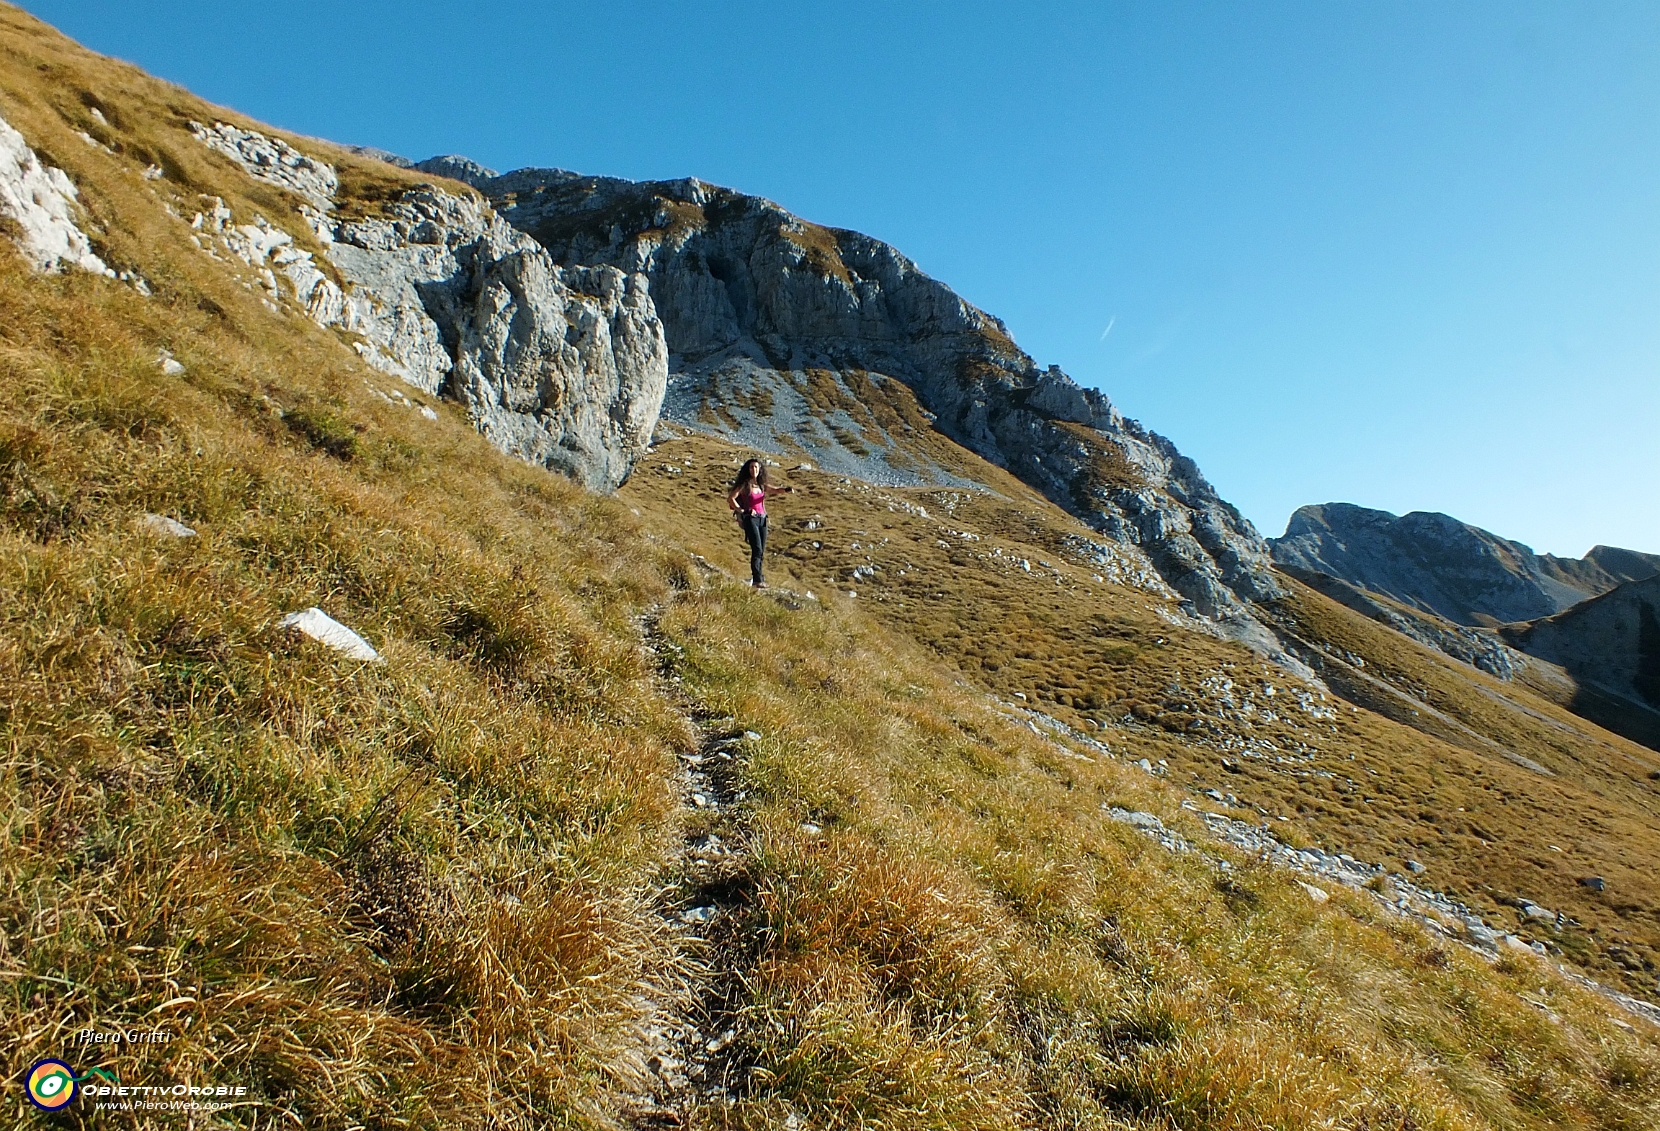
left=738, top=512, right=767, bottom=586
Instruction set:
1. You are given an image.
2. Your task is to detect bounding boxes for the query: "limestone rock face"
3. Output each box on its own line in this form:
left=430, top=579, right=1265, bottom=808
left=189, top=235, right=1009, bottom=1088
left=467, top=167, right=1283, bottom=617
left=191, top=121, right=338, bottom=208
left=188, top=126, right=667, bottom=491
left=327, top=189, right=666, bottom=489
left=1270, top=503, right=1658, bottom=626
left=0, top=110, right=113, bottom=275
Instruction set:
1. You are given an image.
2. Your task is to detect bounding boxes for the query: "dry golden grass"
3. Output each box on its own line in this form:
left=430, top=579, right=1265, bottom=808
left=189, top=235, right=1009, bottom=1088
left=623, top=428, right=1660, bottom=1004
left=0, top=227, right=701, bottom=1123
left=648, top=577, right=1660, bottom=1129
left=0, top=6, right=1656, bottom=1127
left=0, top=13, right=699, bottom=1122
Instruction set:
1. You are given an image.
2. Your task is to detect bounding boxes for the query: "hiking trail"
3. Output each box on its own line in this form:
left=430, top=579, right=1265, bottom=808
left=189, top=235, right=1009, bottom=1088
left=620, top=601, right=760, bottom=1127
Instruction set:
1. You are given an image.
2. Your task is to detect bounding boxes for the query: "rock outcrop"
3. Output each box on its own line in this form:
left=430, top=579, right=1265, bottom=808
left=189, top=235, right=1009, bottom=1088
left=341, top=144, right=414, bottom=169
left=444, top=166, right=1282, bottom=620
left=190, top=125, right=667, bottom=491
left=191, top=120, right=338, bottom=208
left=412, top=155, right=499, bottom=188
left=323, top=189, right=667, bottom=488
left=1271, top=503, right=1658, bottom=627
left=0, top=109, right=113, bottom=276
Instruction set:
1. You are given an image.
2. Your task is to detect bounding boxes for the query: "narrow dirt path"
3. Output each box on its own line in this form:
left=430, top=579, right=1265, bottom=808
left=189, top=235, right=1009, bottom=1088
left=620, top=604, right=759, bottom=1128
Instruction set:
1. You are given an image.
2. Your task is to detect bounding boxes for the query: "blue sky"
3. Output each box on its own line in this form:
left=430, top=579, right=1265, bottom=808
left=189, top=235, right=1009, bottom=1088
left=24, top=1, right=1659, bottom=556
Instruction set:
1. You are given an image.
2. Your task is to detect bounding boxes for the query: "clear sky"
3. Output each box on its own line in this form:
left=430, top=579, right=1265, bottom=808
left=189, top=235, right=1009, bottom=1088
left=22, top=1, right=1658, bottom=556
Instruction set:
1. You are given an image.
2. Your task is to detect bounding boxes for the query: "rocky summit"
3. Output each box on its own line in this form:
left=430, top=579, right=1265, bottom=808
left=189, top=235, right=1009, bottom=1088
left=1271, top=502, right=1659, bottom=627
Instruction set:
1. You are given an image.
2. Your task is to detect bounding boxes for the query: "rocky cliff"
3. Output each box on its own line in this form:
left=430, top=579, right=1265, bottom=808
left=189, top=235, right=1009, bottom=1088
left=421, top=166, right=1285, bottom=623
left=1503, top=575, right=1660, bottom=751
left=191, top=124, right=666, bottom=491
left=1270, top=503, right=1659, bottom=627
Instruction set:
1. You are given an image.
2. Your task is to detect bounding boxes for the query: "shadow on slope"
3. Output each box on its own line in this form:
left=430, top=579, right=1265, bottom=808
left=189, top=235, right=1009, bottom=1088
left=1503, top=576, right=1660, bottom=754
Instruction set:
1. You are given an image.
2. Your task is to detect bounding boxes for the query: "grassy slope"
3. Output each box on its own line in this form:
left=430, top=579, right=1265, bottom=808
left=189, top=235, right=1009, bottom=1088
left=0, top=9, right=694, bottom=1124
left=624, top=428, right=1660, bottom=1002
left=0, top=6, right=1656, bottom=1128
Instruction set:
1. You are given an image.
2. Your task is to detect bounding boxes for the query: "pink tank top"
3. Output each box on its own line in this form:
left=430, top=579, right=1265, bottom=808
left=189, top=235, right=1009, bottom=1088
left=739, top=486, right=766, bottom=516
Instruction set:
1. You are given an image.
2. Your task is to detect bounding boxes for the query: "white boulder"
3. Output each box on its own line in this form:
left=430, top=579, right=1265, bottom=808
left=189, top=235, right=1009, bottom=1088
left=137, top=513, right=196, bottom=538
left=279, top=607, right=382, bottom=663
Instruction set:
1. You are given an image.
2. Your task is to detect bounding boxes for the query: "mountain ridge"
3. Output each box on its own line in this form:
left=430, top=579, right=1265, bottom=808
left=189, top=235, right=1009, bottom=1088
left=424, top=161, right=1291, bottom=630
left=1271, top=501, right=1659, bottom=626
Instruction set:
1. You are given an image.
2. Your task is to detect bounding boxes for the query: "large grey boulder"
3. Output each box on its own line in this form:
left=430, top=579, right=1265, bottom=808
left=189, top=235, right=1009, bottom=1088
left=189, top=126, right=667, bottom=492
left=458, top=166, right=1283, bottom=618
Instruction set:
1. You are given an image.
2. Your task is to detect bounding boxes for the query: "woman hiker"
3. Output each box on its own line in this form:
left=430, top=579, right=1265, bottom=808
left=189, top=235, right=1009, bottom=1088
left=728, top=458, right=791, bottom=587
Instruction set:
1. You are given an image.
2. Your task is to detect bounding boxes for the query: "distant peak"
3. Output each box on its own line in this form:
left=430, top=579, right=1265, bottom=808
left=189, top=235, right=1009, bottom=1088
left=341, top=143, right=412, bottom=168
left=1282, top=502, right=1399, bottom=538
left=411, top=154, right=500, bottom=188
left=1271, top=500, right=1636, bottom=626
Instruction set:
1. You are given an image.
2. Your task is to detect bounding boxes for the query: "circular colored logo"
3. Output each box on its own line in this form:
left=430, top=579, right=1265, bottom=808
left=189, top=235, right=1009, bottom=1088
left=27, top=1059, right=77, bottom=1110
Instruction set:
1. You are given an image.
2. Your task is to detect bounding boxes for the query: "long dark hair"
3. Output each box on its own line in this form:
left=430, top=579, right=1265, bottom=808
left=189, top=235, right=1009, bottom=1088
left=731, top=458, right=769, bottom=492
